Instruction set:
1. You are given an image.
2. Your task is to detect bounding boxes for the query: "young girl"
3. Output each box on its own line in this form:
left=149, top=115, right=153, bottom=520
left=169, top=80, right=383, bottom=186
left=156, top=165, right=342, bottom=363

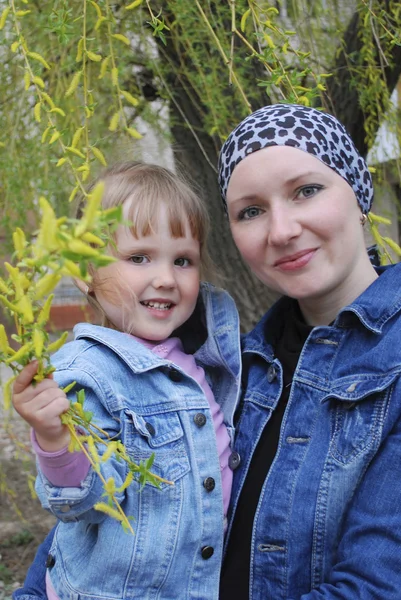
left=12, top=162, right=242, bottom=600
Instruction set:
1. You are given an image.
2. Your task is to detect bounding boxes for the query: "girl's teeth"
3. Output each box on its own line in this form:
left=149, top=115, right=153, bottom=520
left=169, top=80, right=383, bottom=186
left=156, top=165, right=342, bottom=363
left=144, top=301, right=171, bottom=309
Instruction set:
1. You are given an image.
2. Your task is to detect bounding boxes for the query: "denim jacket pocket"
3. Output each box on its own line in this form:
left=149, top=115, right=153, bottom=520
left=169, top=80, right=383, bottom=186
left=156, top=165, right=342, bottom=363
left=324, top=377, right=394, bottom=465
left=123, top=409, right=190, bottom=488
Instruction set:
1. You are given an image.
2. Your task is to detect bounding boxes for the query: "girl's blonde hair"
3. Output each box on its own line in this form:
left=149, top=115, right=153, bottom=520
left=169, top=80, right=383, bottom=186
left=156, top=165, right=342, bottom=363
left=78, top=161, right=215, bottom=328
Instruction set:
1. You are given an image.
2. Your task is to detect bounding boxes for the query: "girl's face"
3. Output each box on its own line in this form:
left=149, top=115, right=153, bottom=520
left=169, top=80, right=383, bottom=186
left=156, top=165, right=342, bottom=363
left=226, top=145, right=376, bottom=320
left=93, top=202, right=201, bottom=341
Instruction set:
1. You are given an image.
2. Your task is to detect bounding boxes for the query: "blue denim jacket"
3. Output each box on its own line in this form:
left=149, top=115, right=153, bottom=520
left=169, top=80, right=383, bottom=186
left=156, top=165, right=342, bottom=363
left=228, top=263, right=401, bottom=599
left=35, top=282, right=241, bottom=600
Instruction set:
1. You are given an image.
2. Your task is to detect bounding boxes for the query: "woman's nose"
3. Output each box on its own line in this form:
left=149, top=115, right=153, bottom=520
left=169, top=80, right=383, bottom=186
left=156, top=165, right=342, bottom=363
left=267, top=207, right=302, bottom=246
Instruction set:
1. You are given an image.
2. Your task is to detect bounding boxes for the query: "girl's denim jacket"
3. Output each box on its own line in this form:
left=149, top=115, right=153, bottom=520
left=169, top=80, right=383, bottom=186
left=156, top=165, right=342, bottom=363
left=35, top=283, right=242, bottom=600
left=228, top=264, right=401, bottom=599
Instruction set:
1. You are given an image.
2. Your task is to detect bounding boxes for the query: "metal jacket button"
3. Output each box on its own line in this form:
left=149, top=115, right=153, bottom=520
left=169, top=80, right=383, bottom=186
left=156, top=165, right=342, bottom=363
left=201, top=546, right=214, bottom=559
left=194, top=413, right=207, bottom=427
left=228, top=451, right=241, bottom=470
left=203, top=477, right=215, bottom=492
left=168, top=368, right=182, bottom=382
left=267, top=364, right=277, bottom=383
left=45, top=554, right=56, bottom=568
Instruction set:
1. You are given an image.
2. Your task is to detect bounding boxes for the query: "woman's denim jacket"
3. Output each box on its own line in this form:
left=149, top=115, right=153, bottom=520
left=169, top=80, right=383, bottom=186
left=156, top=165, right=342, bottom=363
left=35, top=283, right=242, bottom=600
left=228, top=263, right=401, bottom=599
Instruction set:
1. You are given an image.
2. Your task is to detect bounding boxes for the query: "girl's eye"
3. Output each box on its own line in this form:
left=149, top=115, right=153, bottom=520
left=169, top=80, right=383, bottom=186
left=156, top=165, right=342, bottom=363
left=129, top=255, right=149, bottom=264
left=297, top=185, right=322, bottom=199
left=174, top=257, right=191, bottom=267
left=238, top=206, right=262, bottom=221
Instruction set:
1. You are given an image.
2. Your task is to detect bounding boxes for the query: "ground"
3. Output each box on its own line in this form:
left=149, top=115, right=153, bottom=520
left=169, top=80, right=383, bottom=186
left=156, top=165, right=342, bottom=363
left=0, top=365, right=56, bottom=600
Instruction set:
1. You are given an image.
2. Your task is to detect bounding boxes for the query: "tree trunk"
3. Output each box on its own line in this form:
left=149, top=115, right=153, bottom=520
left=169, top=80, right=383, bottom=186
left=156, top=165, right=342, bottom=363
left=169, top=87, right=279, bottom=331
left=323, top=5, right=401, bottom=156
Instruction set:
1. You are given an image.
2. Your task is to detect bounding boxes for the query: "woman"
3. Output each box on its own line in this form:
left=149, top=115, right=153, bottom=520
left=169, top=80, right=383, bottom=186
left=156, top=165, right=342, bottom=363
left=13, top=104, right=401, bottom=599
left=218, top=104, right=401, bottom=599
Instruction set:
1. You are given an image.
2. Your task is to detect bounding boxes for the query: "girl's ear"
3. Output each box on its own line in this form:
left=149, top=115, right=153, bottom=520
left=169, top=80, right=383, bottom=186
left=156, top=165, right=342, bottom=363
left=73, top=278, right=92, bottom=296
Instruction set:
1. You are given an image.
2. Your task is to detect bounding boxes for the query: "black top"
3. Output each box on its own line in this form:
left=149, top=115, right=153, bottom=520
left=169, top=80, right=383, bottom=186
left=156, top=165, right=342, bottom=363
left=220, top=302, right=313, bottom=599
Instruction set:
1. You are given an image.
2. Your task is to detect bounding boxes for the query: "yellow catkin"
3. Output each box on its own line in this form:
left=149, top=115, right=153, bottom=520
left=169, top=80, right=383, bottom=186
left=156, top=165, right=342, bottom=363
left=126, top=127, right=143, bottom=139
left=56, top=157, right=67, bottom=167
left=95, top=16, right=107, bottom=31
left=383, top=237, right=401, bottom=256
left=50, top=107, right=66, bottom=117
left=125, top=0, right=143, bottom=9
left=68, top=239, right=99, bottom=257
left=41, top=92, right=55, bottom=109
left=241, top=8, right=251, bottom=32
left=68, top=184, right=80, bottom=203
left=121, top=90, right=139, bottom=106
left=65, top=146, right=86, bottom=159
left=49, top=131, right=61, bottom=145
left=76, top=39, right=84, bottom=62
left=41, top=126, right=51, bottom=144
left=6, top=341, right=32, bottom=364
left=93, top=503, right=125, bottom=522
left=90, top=0, right=102, bottom=17
left=37, top=294, right=54, bottom=326
left=34, top=103, right=42, bottom=123
left=87, top=50, right=102, bottom=62
left=3, top=376, right=17, bottom=410
left=65, top=71, right=82, bottom=98
left=112, top=34, right=130, bottom=46
left=0, top=7, right=11, bottom=30
left=62, top=260, right=82, bottom=278
left=24, top=71, right=30, bottom=90
left=81, top=232, right=104, bottom=246
left=91, top=146, right=107, bottom=166
left=369, top=212, right=392, bottom=226
left=11, top=41, right=20, bottom=52
left=32, top=76, right=45, bottom=88
left=16, top=10, right=31, bottom=16
left=71, top=127, right=84, bottom=148
left=98, top=56, right=110, bottom=79
left=34, top=273, right=62, bottom=300
left=47, top=331, right=68, bottom=353
left=109, top=111, right=120, bottom=131
left=33, top=329, right=45, bottom=358
left=27, top=51, right=51, bottom=70
left=0, top=324, right=9, bottom=354
left=111, top=67, right=119, bottom=87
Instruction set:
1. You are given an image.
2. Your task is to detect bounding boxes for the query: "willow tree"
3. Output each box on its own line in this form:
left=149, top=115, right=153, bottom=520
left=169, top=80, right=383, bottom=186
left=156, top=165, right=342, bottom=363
left=1, top=0, right=401, bottom=330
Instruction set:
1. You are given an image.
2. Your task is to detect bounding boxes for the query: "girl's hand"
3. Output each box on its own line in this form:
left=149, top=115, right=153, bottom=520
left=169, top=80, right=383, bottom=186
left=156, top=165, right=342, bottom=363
left=12, top=361, right=71, bottom=452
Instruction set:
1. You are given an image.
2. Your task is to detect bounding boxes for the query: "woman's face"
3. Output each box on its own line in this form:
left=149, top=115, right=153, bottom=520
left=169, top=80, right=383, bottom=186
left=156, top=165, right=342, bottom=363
left=226, top=145, right=374, bottom=312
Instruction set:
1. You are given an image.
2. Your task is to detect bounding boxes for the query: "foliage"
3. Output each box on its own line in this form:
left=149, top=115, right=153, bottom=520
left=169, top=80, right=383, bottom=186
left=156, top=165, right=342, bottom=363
left=0, top=184, right=167, bottom=532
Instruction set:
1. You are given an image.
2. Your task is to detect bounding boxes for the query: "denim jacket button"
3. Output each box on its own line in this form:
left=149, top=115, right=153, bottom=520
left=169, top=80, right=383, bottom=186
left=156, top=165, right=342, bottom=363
left=228, top=451, right=241, bottom=470
left=45, top=553, right=56, bottom=568
left=203, top=477, right=216, bottom=492
left=201, top=546, right=214, bottom=559
left=145, top=422, right=155, bottom=436
left=194, top=413, right=207, bottom=427
left=59, top=505, right=71, bottom=513
left=267, top=364, right=277, bottom=383
left=168, top=368, right=182, bottom=382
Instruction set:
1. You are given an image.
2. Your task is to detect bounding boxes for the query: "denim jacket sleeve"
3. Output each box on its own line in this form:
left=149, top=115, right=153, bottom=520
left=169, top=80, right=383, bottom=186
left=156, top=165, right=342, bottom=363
left=35, top=366, right=128, bottom=523
left=292, top=387, right=401, bottom=600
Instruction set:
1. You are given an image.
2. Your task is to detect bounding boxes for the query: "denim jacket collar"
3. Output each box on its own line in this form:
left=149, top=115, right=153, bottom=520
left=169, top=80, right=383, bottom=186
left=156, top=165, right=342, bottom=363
left=243, top=263, right=401, bottom=359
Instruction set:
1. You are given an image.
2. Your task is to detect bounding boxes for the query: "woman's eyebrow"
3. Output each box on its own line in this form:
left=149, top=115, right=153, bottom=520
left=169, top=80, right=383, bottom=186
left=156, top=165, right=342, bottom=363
left=285, top=171, right=321, bottom=186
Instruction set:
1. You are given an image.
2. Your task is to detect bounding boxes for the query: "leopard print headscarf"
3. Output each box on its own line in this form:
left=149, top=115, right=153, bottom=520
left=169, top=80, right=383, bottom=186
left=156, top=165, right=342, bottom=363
left=218, top=104, right=373, bottom=214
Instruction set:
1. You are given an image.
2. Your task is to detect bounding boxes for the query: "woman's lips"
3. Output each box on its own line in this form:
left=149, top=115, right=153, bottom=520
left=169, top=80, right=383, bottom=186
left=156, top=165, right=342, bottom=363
left=274, top=249, right=317, bottom=271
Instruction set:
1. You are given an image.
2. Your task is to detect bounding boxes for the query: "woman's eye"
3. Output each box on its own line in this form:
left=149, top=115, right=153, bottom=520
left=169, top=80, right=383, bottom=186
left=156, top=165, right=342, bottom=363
left=238, top=206, right=262, bottom=220
left=297, top=185, right=322, bottom=199
left=129, top=255, right=148, bottom=264
left=174, top=257, right=191, bottom=267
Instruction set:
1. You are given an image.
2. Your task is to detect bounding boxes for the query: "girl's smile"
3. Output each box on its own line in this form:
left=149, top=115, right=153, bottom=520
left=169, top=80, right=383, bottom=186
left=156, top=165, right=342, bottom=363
left=93, top=202, right=201, bottom=340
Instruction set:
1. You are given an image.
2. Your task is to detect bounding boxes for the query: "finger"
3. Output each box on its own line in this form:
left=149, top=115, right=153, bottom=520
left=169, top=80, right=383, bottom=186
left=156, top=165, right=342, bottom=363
left=13, top=378, right=61, bottom=408
left=35, top=396, right=71, bottom=424
left=13, top=361, right=39, bottom=395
